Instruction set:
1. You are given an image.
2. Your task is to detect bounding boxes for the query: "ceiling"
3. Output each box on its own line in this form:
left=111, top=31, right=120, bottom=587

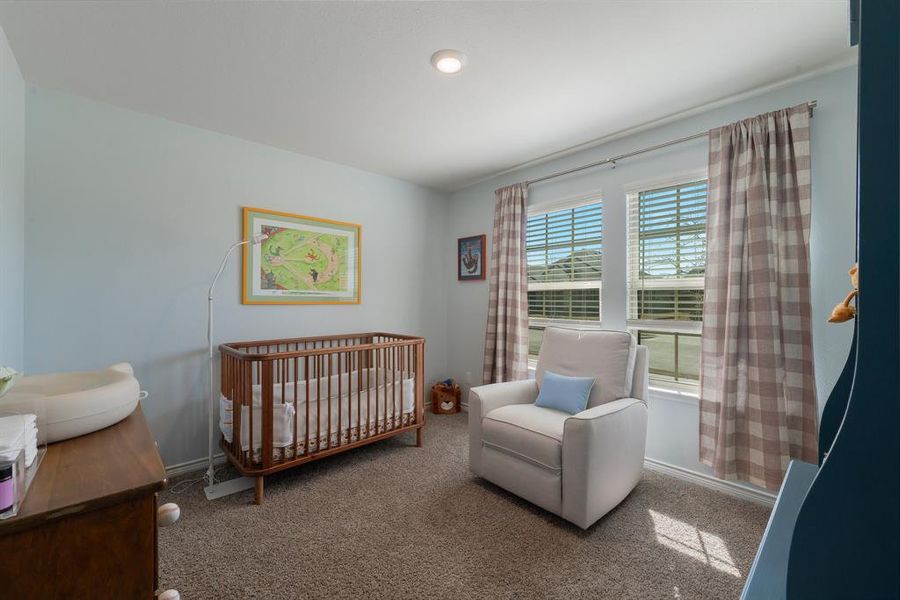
left=0, top=1, right=855, bottom=191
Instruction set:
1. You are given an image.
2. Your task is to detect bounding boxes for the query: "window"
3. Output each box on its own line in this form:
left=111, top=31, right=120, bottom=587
left=627, top=180, right=707, bottom=387
left=527, top=201, right=602, bottom=357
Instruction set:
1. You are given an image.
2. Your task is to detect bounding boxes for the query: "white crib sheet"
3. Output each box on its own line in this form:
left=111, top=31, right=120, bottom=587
left=220, top=368, right=415, bottom=451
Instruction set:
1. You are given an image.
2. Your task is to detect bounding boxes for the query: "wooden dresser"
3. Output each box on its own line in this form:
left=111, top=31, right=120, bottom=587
left=0, top=405, right=167, bottom=599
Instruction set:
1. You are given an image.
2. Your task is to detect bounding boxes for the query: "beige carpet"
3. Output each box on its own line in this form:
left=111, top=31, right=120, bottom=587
left=160, top=413, right=770, bottom=599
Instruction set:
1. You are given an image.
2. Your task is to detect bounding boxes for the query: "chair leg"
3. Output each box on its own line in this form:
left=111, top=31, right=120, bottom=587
left=416, top=427, right=424, bottom=447
left=254, top=476, right=264, bottom=505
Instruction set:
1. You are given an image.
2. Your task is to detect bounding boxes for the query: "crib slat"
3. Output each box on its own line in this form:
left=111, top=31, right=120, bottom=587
left=227, top=356, right=234, bottom=456
left=375, top=347, right=380, bottom=435
left=390, top=344, right=394, bottom=430
left=391, top=346, right=403, bottom=429
left=316, top=354, right=321, bottom=453
left=305, top=356, right=310, bottom=458
left=239, top=359, right=246, bottom=466
left=247, top=359, right=252, bottom=465
left=395, top=343, right=399, bottom=424
left=337, top=349, right=342, bottom=448
left=379, top=345, right=384, bottom=433
left=261, top=361, right=274, bottom=470
left=238, top=358, right=244, bottom=464
left=366, top=349, right=371, bottom=434
left=392, top=344, right=396, bottom=429
left=280, top=358, right=286, bottom=463
left=390, top=345, right=395, bottom=430
left=294, top=357, right=299, bottom=459
left=407, top=344, right=411, bottom=426
left=393, top=345, right=397, bottom=430
left=225, top=356, right=231, bottom=459
left=414, top=343, right=419, bottom=427
left=220, top=350, right=226, bottom=399
left=400, top=345, right=410, bottom=422
left=327, top=351, right=332, bottom=450
left=416, top=342, right=425, bottom=429
left=248, top=357, right=255, bottom=465
left=383, top=346, right=389, bottom=434
left=219, top=355, right=226, bottom=460
left=357, top=350, right=363, bottom=440
left=386, top=345, right=390, bottom=431
left=230, top=356, right=236, bottom=462
left=406, top=344, right=410, bottom=426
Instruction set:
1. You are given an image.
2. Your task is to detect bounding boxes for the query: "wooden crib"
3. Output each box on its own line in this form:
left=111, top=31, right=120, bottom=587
left=219, top=332, right=425, bottom=504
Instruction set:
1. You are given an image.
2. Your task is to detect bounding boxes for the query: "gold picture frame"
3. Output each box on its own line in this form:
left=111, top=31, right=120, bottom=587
left=242, top=206, right=361, bottom=305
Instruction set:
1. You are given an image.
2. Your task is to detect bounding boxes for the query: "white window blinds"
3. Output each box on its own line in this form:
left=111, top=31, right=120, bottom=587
left=627, top=180, right=707, bottom=326
left=627, top=180, right=707, bottom=384
left=527, top=202, right=602, bottom=324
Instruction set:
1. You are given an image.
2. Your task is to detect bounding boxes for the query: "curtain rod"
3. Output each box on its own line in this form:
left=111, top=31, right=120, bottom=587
left=525, top=100, right=817, bottom=187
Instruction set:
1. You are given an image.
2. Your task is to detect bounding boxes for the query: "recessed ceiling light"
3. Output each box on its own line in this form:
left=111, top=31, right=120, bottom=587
left=431, top=49, right=466, bottom=75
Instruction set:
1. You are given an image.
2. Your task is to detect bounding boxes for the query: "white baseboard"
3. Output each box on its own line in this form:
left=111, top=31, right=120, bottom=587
left=165, top=453, right=227, bottom=478
left=643, top=457, right=776, bottom=506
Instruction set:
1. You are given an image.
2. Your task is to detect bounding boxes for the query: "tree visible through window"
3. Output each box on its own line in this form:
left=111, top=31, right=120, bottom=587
left=527, top=202, right=602, bottom=357
left=628, top=180, right=707, bottom=386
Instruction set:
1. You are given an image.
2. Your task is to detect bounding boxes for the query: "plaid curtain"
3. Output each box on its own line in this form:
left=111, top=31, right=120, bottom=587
left=483, top=183, right=529, bottom=384
left=700, top=103, right=818, bottom=491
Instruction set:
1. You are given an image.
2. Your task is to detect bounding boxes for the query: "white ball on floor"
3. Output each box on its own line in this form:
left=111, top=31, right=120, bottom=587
left=158, top=590, right=180, bottom=600
left=157, top=502, right=181, bottom=527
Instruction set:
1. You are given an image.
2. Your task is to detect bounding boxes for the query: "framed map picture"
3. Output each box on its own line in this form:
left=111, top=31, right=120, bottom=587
left=457, top=234, right=486, bottom=281
left=242, top=207, right=361, bottom=305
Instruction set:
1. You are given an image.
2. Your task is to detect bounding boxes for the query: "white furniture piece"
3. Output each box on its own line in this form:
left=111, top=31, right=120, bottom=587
left=0, top=362, right=141, bottom=443
left=469, top=328, right=649, bottom=529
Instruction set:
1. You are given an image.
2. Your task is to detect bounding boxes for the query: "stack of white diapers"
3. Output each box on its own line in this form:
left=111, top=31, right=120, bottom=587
left=0, top=414, right=38, bottom=467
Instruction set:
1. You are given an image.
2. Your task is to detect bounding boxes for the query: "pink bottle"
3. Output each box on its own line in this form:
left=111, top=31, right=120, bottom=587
left=0, top=462, right=14, bottom=513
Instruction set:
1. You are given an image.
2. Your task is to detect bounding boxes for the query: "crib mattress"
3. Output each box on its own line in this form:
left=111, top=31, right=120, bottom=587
left=220, top=368, right=415, bottom=454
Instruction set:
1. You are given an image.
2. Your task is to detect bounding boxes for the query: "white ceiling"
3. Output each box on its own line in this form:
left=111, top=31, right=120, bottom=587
left=0, top=1, right=854, bottom=191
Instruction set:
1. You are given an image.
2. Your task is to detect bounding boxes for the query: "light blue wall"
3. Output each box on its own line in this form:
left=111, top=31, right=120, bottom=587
left=24, top=87, right=449, bottom=467
left=0, top=24, right=24, bottom=372
left=18, top=63, right=859, bottom=481
left=446, top=66, right=859, bottom=481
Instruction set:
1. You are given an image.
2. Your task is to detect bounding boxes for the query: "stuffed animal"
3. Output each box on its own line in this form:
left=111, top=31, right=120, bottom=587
left=828, top=264, right=858, bottom=323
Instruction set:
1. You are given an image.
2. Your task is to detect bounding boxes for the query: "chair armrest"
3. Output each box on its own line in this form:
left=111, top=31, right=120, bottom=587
left=468, top=379, right=539, bottom=417
left=561, top=398, right=648, bottom=529
left=569, top=397, right=646, bottom=422
left=468, top=379, right=539, bottom=476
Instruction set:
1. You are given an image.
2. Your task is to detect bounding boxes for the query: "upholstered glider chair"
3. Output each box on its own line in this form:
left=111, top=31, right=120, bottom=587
left=469, top=328, right=649, bottom=529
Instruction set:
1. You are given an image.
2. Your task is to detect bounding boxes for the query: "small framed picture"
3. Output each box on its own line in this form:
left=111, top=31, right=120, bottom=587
left=457, top=234, right=486, bottom=281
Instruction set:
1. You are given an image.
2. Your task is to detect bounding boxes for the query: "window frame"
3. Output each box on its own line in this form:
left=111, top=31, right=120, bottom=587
left=526, top=192, right=604, bottom=362
left=625, top=171, right=708, bottom=390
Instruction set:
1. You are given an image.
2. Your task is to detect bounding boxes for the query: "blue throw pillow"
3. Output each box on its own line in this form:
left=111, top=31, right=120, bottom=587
left=535, top=370, right=595, bottom=415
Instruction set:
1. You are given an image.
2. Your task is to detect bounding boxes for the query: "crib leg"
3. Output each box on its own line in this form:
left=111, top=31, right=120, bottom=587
left=254, top=476, right=264, bottom=505
left=416, top=427, right=423, bottom=448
